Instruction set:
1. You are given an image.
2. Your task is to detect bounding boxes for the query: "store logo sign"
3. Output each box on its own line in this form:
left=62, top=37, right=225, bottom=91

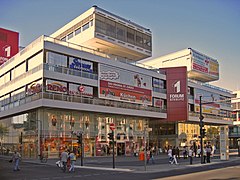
left=47, top=82, right=67, bottom=93
left=169, top=80, right=184, bottom=101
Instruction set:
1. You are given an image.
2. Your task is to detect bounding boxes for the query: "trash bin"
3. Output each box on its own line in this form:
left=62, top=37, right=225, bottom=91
left=139, top=152, right=144, bottom=161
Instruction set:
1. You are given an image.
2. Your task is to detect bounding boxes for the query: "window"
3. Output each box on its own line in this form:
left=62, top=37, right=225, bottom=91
left=46, top=52, right=67, bottom=67
left=127, top=28, right=135, bottom=44
left=67, top=32, right=74, bottom=40
left=61, top=37, right=66, bottom=42
left=95, top=15, right=106, bottom=34
left=106, top=18, right=116, bottom=38
left=116, top=23, right=126, bottom=41
left=136, top=31, right=143, bottom=47
left=13, top=62, right=26, bottom=79
left=75, top=28, right=81, bottom=35
left=143, top=34, right=152, bottom=50
left=82, top=23, right=89, bottom=31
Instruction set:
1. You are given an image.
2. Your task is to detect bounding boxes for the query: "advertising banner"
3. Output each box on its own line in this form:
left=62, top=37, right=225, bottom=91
left=69, top=57, right=93, bottom=73
left=99, top=64, right=152, bottom=105
left=194, top=89, right=220, bottom=115
left=69, top=83, right=93, bottom=97
left=163, top=67, right=188, bottom=121
left=0, top=28, right=19, bottom=66
left=46, top=79, right=68, bottom=94
left=191, top=49, right=219, bottom=79
left=46, top=79, right=93, bottom=97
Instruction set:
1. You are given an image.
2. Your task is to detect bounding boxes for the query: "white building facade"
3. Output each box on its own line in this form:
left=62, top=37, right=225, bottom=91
left=0, top=6, right=234, bottom=159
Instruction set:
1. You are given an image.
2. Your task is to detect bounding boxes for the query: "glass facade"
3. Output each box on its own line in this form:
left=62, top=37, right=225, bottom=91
left=95, top=14, right=152, bottom=51
left=0, top=108, right=149, bottom=158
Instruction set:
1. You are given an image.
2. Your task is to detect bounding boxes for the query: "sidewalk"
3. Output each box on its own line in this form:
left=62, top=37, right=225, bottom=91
left=1, top=154, right=239, bottom=173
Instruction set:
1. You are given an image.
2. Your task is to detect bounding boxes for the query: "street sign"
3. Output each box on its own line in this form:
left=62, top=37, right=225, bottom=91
left=109, top=123, right=115, bottom=130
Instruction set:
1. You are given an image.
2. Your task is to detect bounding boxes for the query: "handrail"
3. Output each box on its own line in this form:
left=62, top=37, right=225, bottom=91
left=0, top=35, right=166, bottom=75
left=0, top=92, right=167, bottom=114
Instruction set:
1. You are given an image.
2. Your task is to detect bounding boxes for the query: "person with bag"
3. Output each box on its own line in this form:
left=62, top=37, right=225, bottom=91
left=68, top=151, right=76, bottom=172
left=12, top=150, right=21, bottom=171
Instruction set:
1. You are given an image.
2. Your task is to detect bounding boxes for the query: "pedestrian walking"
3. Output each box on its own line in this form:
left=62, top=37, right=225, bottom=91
left=68, top=151, right=76, bottom=172
left=183, top=146, right=188, bottom=159
left=176, top=147, right=180, bottom=159
left=167, top=146, right=173, bottom=163
left=61, top=149, right=69, bottom=172
left=171, top=146, right=179, bottom=165
left=189, top=147, right=193, bottom=165
left=149, top=149, right=155, bottom=164
left=206, top=145, right=211, bottom=163
left=203, top=146, right=207, bottom=163
left=12, top=150, right=21, bottom=171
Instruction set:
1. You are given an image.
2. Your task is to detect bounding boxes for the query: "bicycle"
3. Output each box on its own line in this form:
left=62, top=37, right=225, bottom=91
left=39, top=154, right=48, bottom=163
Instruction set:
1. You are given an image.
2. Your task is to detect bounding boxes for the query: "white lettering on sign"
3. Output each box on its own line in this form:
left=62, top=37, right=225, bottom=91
left=169, top=94, right=185, bottom=101
left=4, top=45, right=11, bottom=57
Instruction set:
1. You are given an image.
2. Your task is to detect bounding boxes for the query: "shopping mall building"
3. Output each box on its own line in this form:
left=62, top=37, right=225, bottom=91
left=0, top=6, right=234, bottom=159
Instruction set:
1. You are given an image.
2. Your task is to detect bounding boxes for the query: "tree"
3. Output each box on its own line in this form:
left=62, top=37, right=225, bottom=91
left=0, top=124, right=9, bottom=153
left=0, top=124, right=9, bottom=140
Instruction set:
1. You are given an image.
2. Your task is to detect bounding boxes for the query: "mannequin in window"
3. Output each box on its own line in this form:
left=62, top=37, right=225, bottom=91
left=52, top=115, right=57, bottom=126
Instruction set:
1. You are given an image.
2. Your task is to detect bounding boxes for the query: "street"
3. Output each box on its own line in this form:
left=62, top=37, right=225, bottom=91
left=1, top=155, right=240, bottom=180
left=156, top=166, right=240, bottom=180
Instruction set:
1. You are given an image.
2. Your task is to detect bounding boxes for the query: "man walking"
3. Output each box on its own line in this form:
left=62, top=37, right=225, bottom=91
left=61, top=149, right=68, bottom=172
left=171, top=146, right=179, bottom=165
left=12, top=150, right=21, bottom=171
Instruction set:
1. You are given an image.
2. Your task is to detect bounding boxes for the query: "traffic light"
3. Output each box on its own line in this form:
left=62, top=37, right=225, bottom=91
left=202, top=128, right=206, bottom=138
left=200, top=128, right=206, bottom=138
left=108, top=132, right=114, bottom=140
left=77, top=134, right=82, bottom=144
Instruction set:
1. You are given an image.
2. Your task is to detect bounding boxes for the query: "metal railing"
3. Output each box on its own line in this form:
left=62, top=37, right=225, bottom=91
left=1, top=92, right=166, bottom=114
left=0, top=35, right=166, bottom=76
left=188, top=111, right=234, bottom=121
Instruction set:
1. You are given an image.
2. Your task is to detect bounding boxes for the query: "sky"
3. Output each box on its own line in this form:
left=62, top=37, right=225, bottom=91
left=1, top=0, right=240, bottom=91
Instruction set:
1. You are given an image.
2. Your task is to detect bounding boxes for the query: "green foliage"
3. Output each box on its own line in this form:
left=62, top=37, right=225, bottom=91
left=0, top=124, right=9, bottom=138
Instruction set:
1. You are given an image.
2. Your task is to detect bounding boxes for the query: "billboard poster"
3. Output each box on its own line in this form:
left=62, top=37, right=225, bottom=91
left=0, top=28, right=19, bottom=66
left=194, top=89, right=220, bottom=115
left=99, top=64, right=152, bottom=105
left=163, top=67, right=188, bottom=121
left=191, top=49, right=219, bottom=79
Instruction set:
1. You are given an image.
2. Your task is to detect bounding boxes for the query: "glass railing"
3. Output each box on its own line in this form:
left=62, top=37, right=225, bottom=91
left=0, top=92, right=167, bottom=114
left=188, top=79, right=232, bottom=94
left=1, top=35, right=165, bottom=76
left=43, top=64, right=98, bottom=80
left=188, top=111, right=234, bottom=121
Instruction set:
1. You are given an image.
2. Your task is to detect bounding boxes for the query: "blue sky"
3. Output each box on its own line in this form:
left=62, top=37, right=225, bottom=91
left=1, top=0, right=240, bottom=91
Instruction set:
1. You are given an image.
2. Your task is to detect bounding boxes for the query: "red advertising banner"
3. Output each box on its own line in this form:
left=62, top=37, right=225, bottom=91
left=99, top=80, right=152, bottom=105
left=163, top=67, right=188, bottom=121
left=0, top=28, right=19, bottom=66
